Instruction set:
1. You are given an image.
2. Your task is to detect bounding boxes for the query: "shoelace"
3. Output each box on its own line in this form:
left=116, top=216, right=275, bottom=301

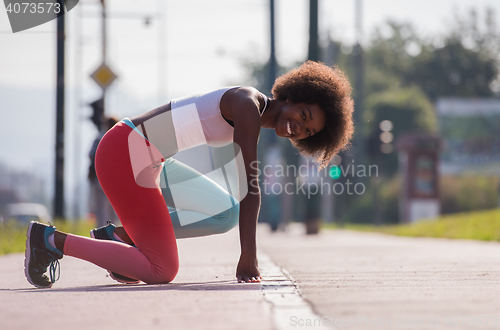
left=48, top=259, right=60, bottom=283
left=46, top=221, right=61, bottom=283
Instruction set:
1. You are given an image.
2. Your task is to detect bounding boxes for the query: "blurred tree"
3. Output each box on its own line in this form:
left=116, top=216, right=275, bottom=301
left=412, top=38, right=498, bottom=99
left=364, top=87, right=437, bottom=136
left=365, top=21, right=421, bottom=92
left=365, top=9, right=500, bottom=100
left=440, top=176, right=499, bottom=214
left=241, top=60, right=288, bottom=95
left=345, top=174, right=500, bottom=224
left=359, top=8, right=499, bottom=176
left=364, top=86, right=437, bottom=175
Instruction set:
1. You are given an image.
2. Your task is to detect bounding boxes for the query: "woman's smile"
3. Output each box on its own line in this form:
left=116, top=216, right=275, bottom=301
left=276, top=103, right=326, bottom=140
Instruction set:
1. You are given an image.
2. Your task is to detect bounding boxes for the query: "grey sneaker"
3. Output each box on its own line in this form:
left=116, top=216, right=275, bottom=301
left=25, top=221, right=63, bottom=288
left=90, top=222, right=140, bottom=284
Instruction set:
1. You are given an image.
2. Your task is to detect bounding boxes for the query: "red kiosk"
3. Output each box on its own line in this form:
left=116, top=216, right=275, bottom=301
left=397, top=134, right=441, bottom=223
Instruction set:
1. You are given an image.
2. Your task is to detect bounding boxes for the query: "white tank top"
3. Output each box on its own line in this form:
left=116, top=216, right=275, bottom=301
left=126, top=87, right=269, bottom=161
left=125, top=87, right=268, bottom=193
left=170, top=87, right=234, bottom=150
left=170, top=87, right=268, bottom=151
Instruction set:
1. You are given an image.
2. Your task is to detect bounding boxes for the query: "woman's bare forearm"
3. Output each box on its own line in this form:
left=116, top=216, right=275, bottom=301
left=236, top=191, right=262, bottom=282
left=238, top=192, right=261, bottom=255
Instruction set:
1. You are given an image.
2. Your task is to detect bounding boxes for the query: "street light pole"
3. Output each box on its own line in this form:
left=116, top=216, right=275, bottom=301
left=308, top=0, right=319, bottom=61
left=302, top=0, right=321, bottom=234
left=268, top=0, right=277, bottom=94
left=54, top=0, right=65, bottom=219
left=100, top=0, right=107, bottom=125
left=353, top=0, right=365, bottom=160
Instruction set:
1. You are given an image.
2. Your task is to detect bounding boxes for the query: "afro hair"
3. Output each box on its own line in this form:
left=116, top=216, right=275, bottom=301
left=272, top=61, right=354, bottom=169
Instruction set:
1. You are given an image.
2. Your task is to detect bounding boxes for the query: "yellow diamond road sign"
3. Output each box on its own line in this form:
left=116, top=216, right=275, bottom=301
left=91, top=63, right=117, bottom=90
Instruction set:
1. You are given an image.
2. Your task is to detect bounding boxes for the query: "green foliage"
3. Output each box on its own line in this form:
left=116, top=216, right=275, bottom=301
left=0, top=220, right=95, bottom=255
left=365, top=11, right=500, bottom=100
left=440, top=176, right=499, bottom=214
left=327, top=209, right=500, bottom=241
left=364, top=65, right=401, bottom=95
left=364, top=86, right=437, bottom=175
left=342, top=175, right=400, bottom=225
left=341, top=183, right=376, bottom=224
left=412, top=39, right=498, bottom=99
left=240, top=59, right=294, bottom=95
left=342, top=174, right=499, bottom=225
left=364, top=86, right=437, bottom=135
left=366, top=21, right=422, bottom=85
left=359, top=9, right=500, bottom=178
left=378, top=175, right=400, bottom=223
left=0, top=221, right=27, bottom=254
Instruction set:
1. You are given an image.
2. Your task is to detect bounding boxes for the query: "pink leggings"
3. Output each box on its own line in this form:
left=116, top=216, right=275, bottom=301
left=64, top=122, right=179, bottom=284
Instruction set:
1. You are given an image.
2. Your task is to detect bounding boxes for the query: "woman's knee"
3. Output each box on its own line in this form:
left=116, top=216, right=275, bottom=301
left=213, top=202, right=240, bottom=234
left=170, top=199, right=240, bottom=238
left=144, top=258, right=179, bottom=284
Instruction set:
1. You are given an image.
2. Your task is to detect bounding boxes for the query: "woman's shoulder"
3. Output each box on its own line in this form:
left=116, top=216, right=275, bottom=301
left=224, top=86, right=262, bottom=98
left=220, top=87, right=264, bottom=127
left=223, top=86, right=265, bottom=110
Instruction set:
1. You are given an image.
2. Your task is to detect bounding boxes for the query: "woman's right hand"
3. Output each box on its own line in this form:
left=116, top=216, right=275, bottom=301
left=236, top=252, right=261, bottom=283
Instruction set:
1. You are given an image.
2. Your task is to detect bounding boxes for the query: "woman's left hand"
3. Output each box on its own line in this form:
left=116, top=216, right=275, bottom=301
left=236, top=253, right=261, bottom=283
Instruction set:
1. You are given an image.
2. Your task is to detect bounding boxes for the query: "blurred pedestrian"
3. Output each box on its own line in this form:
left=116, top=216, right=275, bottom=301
left=88, top=117, right=119, bottom=227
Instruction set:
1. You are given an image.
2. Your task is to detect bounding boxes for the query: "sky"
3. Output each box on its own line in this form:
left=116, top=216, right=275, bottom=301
left=0, top=0, right=499, bottom=216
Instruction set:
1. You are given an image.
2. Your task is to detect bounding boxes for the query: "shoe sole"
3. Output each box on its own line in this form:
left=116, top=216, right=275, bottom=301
left=24, top=222, right=53, bottom=289
left=90, top=230, right=140, bottom=284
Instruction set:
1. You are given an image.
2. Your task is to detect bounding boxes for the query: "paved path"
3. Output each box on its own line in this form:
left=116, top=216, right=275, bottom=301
left=258, top=224, right=500, bottom=330
left=3, top=224, right=500, bottom=330
left=0, top=229, right=273, bottom=330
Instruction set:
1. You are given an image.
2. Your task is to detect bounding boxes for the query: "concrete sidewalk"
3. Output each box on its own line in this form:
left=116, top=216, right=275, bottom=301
left=0, top=228, right=273, bottom=330
left=3, top=224, right=500, bottom=330
left=258, top=224, right=500, bottom=330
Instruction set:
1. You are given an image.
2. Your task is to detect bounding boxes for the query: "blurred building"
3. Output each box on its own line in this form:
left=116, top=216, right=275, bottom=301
left=0, top=163, right=48, bottom=215
left=435, top=98, right=500, bottom=215
left=436, top=98, right=500, bottom=176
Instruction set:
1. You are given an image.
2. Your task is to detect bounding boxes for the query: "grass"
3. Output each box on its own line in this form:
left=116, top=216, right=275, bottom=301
left=2, top=209, right=500, bottom=255
left=0, top=220, right=96, bottom=255
left=324, top=208, right=500, bottom=241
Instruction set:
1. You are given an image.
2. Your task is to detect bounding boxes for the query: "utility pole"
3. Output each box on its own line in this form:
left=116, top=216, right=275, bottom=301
left=54, top=0, right=65, bottom=219
left=353, top=0, right=368, bottom=225
left=268, top=0, right=277, bottom=94
left=308, top=0, right=319, bottom=61
left=353, top=0, right=364, bottom=161
left=101, top=0, right=107, bottom=124
left=267, top=0, right=278, bottom=144
left=302, top=0, right=321, bottom=234
left=260, top=0, right=282, bottom=230
left=158, top=0, right=167, bottom=103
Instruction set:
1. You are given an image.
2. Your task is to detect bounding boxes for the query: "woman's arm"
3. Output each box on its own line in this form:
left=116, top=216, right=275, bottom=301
left=129, top=102, right=171, bottom=127
left=222, top=87, right=263, bottom=282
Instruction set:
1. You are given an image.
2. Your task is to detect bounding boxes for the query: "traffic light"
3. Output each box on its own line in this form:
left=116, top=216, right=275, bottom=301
left=379, top=120, right=394, bottom=154
left=366, top=120, right=394, bottom=158
left=89, top=98, right=104, bottom=130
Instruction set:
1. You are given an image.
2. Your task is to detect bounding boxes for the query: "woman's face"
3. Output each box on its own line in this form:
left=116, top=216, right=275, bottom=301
left=275, top=101, right=326, bottom=140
